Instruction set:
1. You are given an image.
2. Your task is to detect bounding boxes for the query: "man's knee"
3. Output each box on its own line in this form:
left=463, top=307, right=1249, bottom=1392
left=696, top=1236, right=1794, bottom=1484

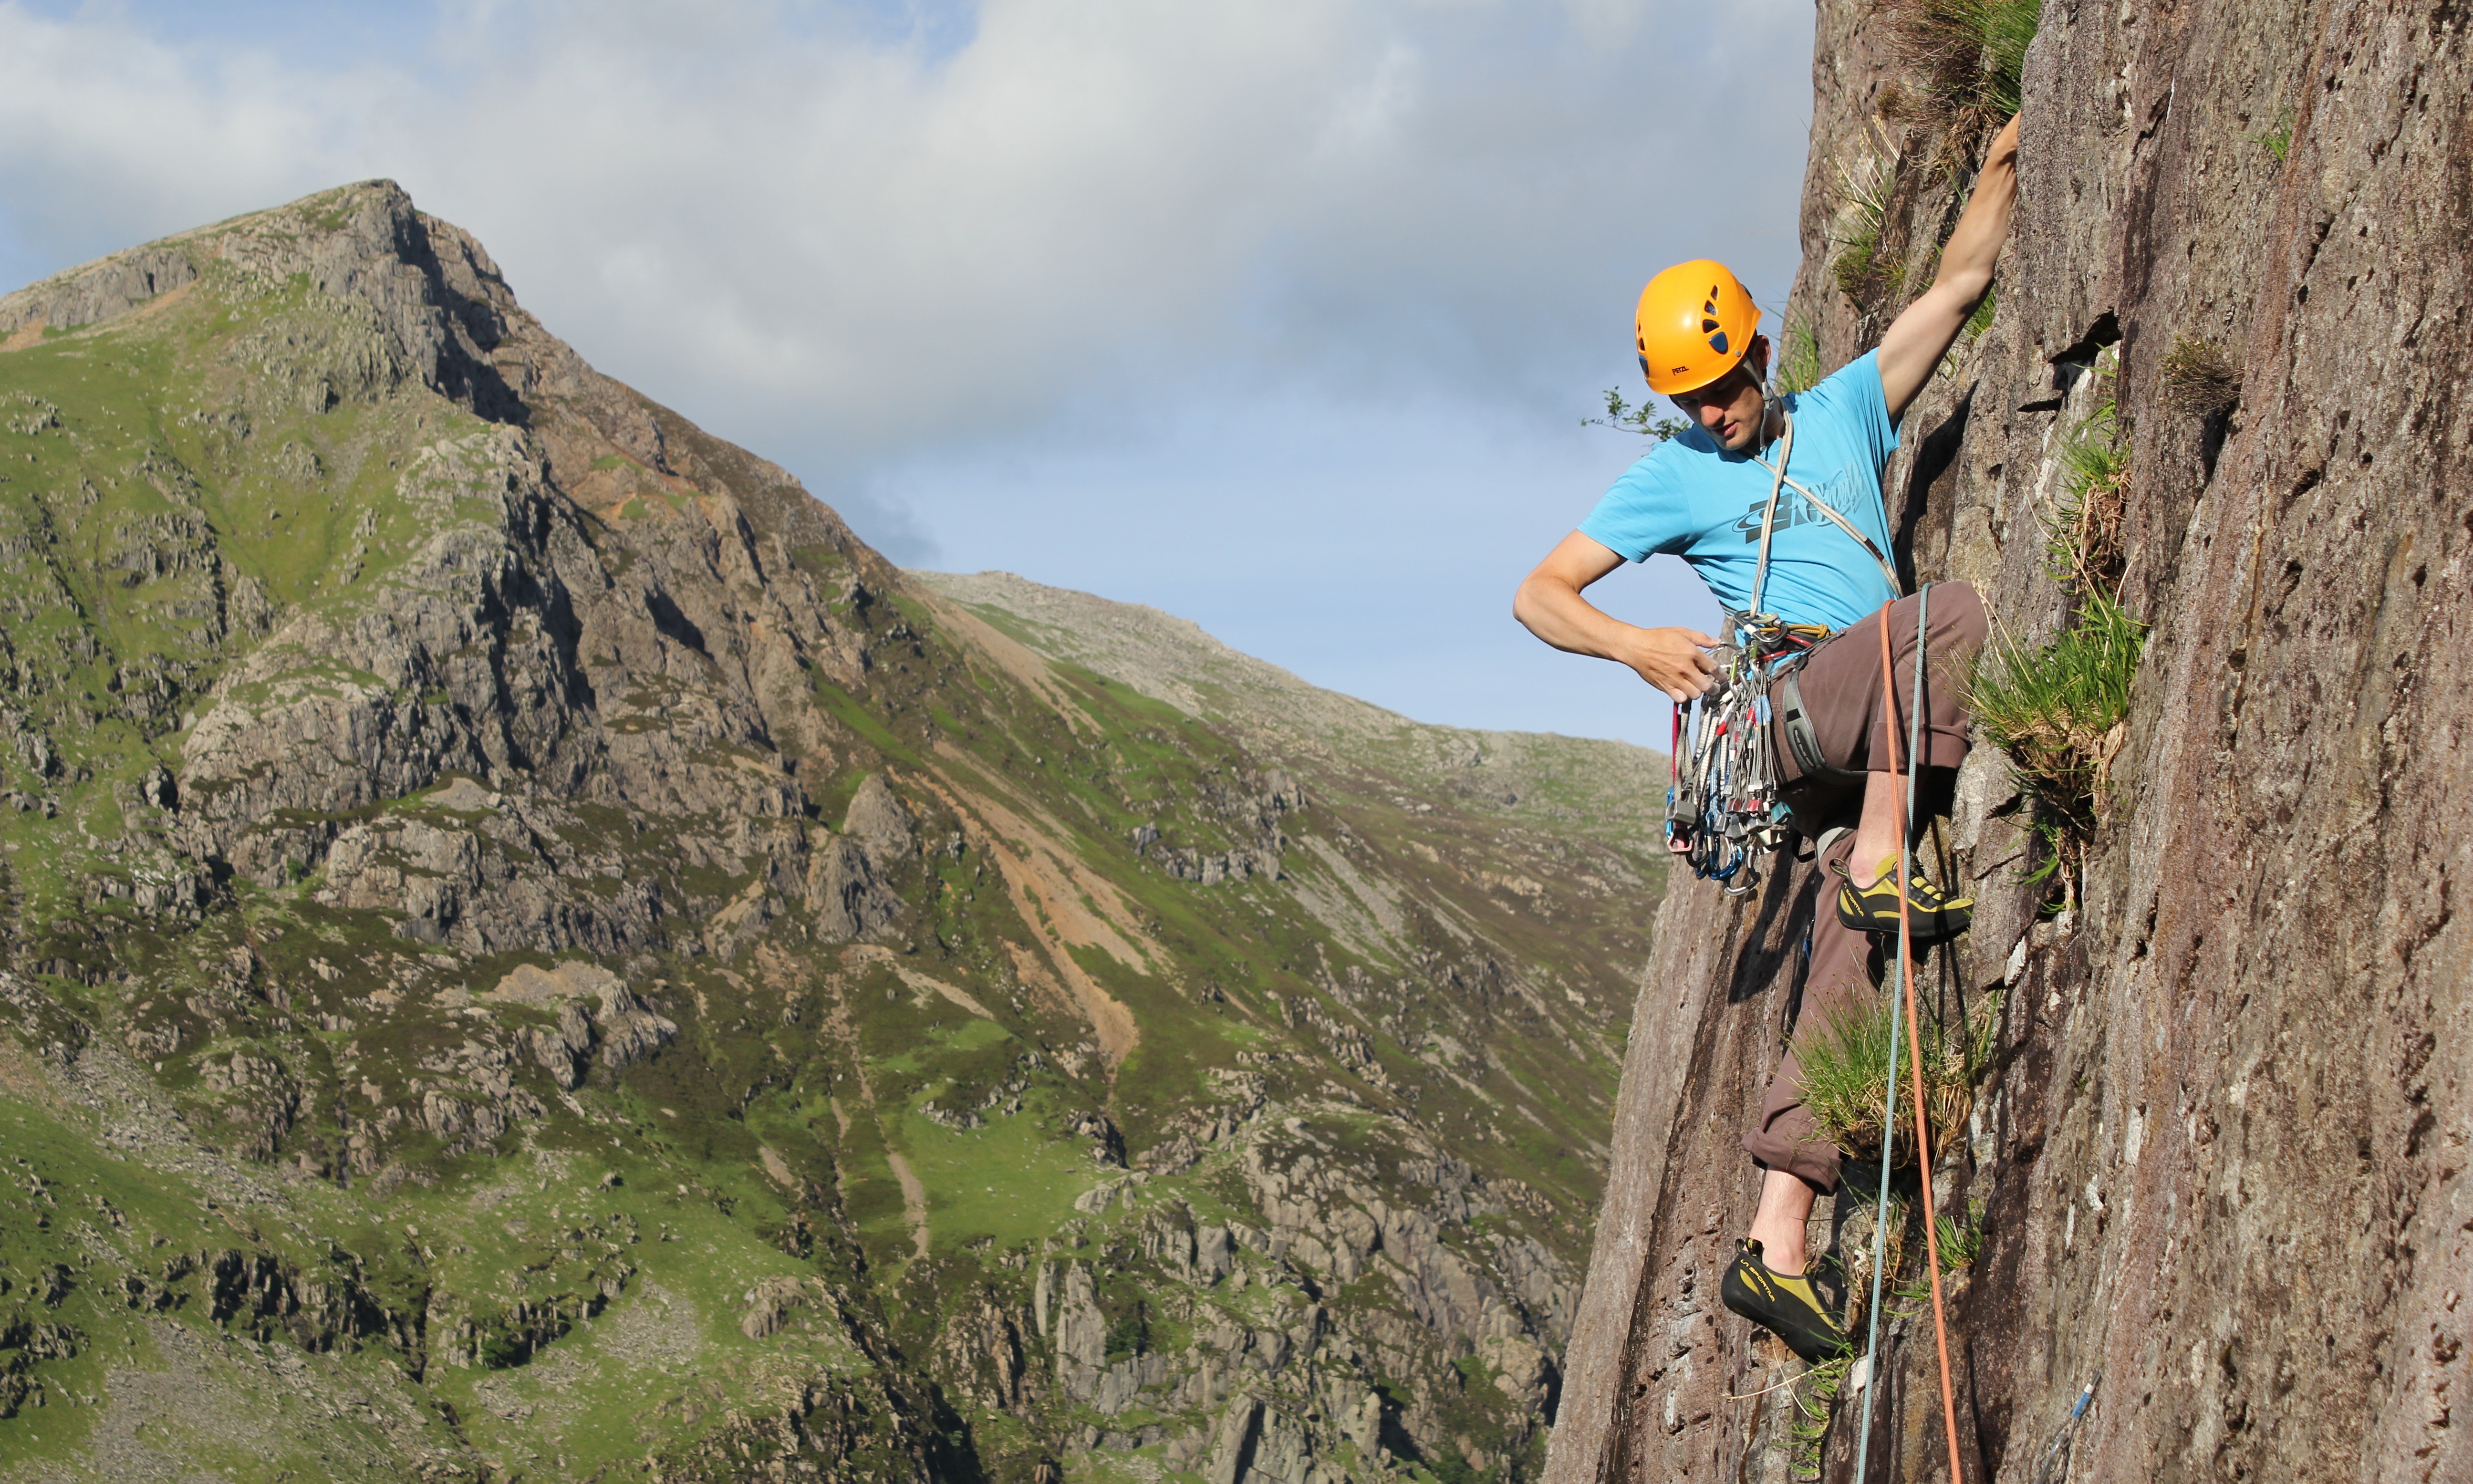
left=1927, top=579, right=1987, bottom=649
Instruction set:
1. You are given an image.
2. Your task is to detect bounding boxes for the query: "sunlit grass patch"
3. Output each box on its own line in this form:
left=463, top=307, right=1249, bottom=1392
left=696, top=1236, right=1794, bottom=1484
left=1964, top=589, right=2146, bottom=892
left=1795, top=991, right=1997, bottom=1165
left=1886, top=0, right=2041, bottom=126
left=901, top=1095, right=1098, bottom=1253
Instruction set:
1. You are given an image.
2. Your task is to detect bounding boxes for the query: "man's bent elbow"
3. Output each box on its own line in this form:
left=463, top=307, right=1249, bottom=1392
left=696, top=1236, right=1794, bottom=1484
left=1512, top=573, right=1571, bottom=643
left=1511, top=576, right=1547, bottom=638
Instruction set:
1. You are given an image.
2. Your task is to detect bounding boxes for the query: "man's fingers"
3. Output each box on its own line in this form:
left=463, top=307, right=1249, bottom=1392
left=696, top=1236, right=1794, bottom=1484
left=1647, top=668, right=1710, bottom=702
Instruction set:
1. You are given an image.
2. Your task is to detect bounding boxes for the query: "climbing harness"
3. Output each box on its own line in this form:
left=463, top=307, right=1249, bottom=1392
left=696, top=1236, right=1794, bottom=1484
left=1663, top=399, right=1904, bottom=892
left=1848, top=586, right=1967, bottom=1484
left=1663, top=611, right=1822, bottom=892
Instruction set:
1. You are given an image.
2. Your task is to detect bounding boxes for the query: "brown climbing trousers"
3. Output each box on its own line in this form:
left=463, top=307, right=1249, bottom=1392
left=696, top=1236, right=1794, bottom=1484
left=1741, top=581, right=1987, bottom=1193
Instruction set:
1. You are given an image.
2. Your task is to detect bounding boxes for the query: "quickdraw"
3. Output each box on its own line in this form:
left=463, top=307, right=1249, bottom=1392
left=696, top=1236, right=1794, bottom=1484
left=1664, top=612, right=1830, bottom=893
left=1663, top=394, right=1903, bottom=893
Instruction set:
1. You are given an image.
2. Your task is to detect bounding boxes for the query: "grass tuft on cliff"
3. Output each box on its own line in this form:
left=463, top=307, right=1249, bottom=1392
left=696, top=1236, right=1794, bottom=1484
left=1831, top=155, right=1903, bottom=306
left=1964, top=589, right=2147, bottom=895
left=2046, top=397, right=2129, bottom=590
left=1775, top=315, right=1825, bottom=395
left=2161, top=335, right=2243, bottom=420
left=1886, top=0, right=2042, bottom=125
left=1793, top=992, right=1995, bottom=1167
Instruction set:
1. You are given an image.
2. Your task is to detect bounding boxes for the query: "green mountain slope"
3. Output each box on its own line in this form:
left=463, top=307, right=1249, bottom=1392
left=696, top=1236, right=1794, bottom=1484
left=0, top=183, right=1663, bottom=1484
left=911, top=571, right=1667, bottom=850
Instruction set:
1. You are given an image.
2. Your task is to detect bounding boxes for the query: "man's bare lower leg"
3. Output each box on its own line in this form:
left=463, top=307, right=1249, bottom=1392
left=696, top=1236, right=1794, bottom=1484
left=1746, top=1167, right=1816, bottom=1275
left=1846, top=768, right=1904, bottom=888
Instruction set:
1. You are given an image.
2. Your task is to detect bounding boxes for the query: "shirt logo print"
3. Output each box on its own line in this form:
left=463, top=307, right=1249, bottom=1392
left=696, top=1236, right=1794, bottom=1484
left=1733, top=470, right=1858, bottom=542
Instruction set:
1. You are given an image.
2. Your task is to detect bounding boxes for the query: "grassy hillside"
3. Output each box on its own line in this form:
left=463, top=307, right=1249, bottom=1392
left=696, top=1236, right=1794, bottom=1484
left=0, top=184, right=1665, bottom=1484
left=912, top=570, right=1668, bottom=850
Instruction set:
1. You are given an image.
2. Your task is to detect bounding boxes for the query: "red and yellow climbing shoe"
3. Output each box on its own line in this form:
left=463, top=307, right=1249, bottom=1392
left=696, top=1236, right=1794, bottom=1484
left=1836, top=854, right=1972, bottom=944
left=1722, top=1240, right=1849, bottom=1363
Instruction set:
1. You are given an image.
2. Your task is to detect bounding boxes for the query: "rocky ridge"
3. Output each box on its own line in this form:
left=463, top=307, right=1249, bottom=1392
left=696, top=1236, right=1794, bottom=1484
left=0, top=185, right=1668, bottom=1481
left=912, top=571, right=1666, bottom=849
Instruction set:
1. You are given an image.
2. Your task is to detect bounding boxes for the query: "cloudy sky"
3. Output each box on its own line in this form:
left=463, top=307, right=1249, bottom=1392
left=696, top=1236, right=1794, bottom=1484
left=0, top=0, right=1814, bottom=746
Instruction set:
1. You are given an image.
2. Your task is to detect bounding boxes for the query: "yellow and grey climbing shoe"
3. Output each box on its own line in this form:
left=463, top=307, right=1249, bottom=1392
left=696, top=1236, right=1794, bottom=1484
left=1836, top=854, right=1972, bottom=943
left=1721, top=1239, right=1849, bottom=1363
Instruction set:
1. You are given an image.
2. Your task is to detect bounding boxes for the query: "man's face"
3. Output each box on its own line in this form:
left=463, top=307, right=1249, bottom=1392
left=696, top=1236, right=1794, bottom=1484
left=1671, top=338, right=1771, bottom=452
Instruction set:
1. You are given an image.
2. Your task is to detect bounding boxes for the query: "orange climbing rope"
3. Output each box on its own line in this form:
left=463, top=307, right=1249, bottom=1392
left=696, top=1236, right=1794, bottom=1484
left=1877, top=603, right=1965, bottom=1482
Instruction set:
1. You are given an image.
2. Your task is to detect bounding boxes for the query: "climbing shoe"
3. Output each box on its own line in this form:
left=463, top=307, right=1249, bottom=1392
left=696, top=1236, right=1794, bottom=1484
left=1836, top=853, right=1972, bottom=944
left=1722, top=1240, right=1849, bottom=1363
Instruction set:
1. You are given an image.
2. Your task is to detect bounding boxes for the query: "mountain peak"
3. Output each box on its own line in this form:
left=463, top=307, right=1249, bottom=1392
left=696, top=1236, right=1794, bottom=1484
left=0, top=182, right=1651, bottom=1480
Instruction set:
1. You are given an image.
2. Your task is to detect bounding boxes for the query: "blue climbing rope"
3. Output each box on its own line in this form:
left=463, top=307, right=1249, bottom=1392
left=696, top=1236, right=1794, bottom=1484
left=1851, top=583, right=1930, bottom=1482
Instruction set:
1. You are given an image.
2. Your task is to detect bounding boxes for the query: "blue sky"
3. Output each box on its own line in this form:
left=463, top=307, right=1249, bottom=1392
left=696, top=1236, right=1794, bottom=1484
left=0, top=0, right=1813, bottom=747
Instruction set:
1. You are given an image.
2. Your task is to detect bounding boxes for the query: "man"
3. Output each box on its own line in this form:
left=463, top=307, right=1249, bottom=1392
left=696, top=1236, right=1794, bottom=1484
left=1513, top=116, right=2020, bottom=1360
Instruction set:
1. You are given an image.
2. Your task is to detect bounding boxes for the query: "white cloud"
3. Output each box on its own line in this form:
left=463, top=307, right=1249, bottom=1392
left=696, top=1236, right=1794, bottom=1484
left=0, top=0, right=1809, bottom=457
left=0, top=0, right=1816, bottom=738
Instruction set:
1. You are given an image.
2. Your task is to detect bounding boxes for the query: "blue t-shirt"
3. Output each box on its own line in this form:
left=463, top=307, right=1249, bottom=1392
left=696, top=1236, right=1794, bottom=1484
left=1579, top=351, right=1899, bottom=633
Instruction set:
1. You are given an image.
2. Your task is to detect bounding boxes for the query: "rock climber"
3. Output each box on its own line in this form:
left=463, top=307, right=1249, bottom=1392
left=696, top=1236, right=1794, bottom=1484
left=1512, top=116, right=2021, bottom=1361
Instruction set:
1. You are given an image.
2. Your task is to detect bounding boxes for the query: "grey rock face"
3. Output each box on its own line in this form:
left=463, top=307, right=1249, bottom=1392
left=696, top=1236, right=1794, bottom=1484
left=1055, top=1263, right=1108, bottom=1382
left=843, top=773, right=914, bottom=861
left=1549, top=0, right=2473, bottom=1480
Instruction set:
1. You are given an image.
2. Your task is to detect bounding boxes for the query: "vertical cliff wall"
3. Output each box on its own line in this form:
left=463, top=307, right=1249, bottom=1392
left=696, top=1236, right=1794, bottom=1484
left=1549, top=0, right=2470, bottom=1479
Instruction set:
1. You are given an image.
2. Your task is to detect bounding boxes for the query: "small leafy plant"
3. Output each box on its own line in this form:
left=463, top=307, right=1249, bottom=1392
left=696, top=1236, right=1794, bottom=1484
left=1934, top=1198, right=1986, bottom=1272
left=2252, top=105, right=2296, bottom=163
left=1894, top=1199, right=1988, bottom=1303
left=1582, top=387, right=1685, bottom=442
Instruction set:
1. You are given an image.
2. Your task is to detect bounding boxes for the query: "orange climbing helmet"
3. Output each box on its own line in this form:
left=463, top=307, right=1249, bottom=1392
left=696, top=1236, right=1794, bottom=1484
left=1635, top=259, right=1762, bottom=396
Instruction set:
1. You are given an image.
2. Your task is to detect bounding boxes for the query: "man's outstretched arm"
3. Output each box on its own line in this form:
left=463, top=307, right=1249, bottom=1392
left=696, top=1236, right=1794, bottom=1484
left=1514, top=531, right=1718, bottom=701
left=1876, top=114, right=2021, bottom=422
